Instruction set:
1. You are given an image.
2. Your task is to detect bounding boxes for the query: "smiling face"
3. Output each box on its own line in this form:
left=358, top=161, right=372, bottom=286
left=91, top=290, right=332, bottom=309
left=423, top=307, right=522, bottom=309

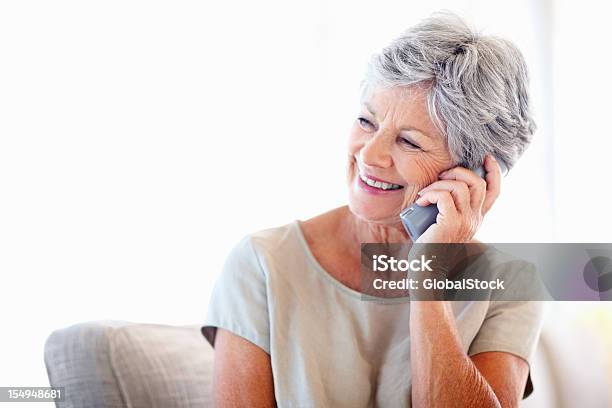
left=347, top=85, right=455, bottom=224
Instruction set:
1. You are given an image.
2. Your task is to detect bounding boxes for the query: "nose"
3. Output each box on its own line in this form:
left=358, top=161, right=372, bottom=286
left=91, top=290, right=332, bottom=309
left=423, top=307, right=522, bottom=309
left=359, top=133, right=393, bottom=169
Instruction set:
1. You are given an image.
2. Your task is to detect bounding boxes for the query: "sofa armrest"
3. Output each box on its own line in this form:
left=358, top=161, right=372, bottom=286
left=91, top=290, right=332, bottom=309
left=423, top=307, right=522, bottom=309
left=44, top=321, right=214, bottom=408
left=44, top=321, right=131, bottom=408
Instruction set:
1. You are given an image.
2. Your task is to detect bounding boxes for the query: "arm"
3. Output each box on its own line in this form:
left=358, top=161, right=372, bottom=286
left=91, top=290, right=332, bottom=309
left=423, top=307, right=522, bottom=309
left=410, top=156, right=531, bottom=405
left=410, top=301, right=529, bottom=408
left=213, top=328, right=276, bottom=408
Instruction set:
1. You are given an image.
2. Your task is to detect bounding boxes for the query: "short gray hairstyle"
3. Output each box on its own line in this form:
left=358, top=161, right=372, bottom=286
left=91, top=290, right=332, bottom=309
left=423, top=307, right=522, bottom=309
left=363, top=11, right=536, bottom=169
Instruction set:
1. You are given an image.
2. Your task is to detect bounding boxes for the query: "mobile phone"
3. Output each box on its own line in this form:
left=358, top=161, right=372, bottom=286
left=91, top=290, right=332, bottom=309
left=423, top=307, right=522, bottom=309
left=399, top=156, right=509, bottom=241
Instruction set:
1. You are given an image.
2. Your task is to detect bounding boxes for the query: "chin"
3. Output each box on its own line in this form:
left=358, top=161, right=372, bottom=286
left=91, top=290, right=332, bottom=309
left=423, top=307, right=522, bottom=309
left=347, top=196, right=403, bottom=224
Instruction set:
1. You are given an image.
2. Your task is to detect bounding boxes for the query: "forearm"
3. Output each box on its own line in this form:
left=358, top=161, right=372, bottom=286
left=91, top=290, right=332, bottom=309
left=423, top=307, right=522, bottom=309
left=409, top=301, right=500, bottom=408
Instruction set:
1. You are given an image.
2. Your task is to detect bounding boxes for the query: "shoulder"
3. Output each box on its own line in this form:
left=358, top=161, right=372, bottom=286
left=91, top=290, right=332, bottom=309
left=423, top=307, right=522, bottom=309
left=469, top=244, right=549, bottom=302
left=468, top=247, right=547, bottom=339
left=470, top=244, right=536, bottom=276
left=249, top=221, right=300, bottom=255
left=223, top=221, right=305, bottom=277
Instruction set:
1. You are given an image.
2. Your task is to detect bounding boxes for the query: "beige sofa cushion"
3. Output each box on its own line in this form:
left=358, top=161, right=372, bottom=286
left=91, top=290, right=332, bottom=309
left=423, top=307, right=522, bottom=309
left=45, top=321, right=214, bottom=408
left=109, top=323, right=214, bottom=408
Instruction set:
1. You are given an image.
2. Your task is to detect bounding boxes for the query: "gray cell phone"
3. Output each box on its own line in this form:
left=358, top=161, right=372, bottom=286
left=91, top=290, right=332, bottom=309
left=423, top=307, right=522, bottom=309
left=400, top=156, right=508, bottom=241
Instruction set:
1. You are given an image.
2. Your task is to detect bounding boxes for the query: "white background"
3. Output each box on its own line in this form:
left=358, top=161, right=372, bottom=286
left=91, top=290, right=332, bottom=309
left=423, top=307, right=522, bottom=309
left=1, top=0, right=611, bottom=399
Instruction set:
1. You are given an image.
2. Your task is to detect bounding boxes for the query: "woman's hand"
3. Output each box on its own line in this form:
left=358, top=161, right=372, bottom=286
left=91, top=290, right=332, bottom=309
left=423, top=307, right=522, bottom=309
left=414, top=154, right=503, bottom=244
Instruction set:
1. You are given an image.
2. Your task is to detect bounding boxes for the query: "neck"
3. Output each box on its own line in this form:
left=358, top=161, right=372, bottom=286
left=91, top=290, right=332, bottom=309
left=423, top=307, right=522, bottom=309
left=338, top=205, right=412, bottom=246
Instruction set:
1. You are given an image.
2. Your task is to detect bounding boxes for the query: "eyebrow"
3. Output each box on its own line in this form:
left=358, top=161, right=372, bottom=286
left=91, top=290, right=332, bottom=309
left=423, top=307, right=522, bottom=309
left=363, top=102, right=434, bottom=140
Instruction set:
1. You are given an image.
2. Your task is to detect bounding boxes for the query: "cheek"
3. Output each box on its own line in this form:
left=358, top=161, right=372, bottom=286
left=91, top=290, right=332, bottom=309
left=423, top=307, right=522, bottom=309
left=396, top=154, right=449, bottom=189
left=346, top=127, right=361, bottom=181
left=347, top=124, right=366, bottom=154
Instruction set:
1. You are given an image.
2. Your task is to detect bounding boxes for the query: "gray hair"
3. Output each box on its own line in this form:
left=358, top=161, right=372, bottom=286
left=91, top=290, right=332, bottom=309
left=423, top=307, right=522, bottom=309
left=363, top=11, right=536, bottom=169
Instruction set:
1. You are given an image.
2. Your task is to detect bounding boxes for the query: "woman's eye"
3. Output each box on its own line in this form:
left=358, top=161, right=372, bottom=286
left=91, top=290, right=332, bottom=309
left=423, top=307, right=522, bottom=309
left=399, top=137, right=420, bottom=149
left=357, top=117, right=374, bottom=129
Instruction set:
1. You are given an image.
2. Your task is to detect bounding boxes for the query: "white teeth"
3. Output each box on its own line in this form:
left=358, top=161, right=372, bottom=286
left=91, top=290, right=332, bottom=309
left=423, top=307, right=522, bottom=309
left=359, top=172, right=402, bottom=191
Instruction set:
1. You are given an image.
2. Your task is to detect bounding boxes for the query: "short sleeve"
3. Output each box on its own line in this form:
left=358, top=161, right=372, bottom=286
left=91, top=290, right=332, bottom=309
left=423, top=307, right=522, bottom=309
left=201, top=235, right=271, bottom=354
left=468, top=300, right=547, bottom=399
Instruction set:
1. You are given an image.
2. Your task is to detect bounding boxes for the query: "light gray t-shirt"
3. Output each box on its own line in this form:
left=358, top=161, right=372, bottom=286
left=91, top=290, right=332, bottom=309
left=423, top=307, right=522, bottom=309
left=202, top=221, right=545, bottom=407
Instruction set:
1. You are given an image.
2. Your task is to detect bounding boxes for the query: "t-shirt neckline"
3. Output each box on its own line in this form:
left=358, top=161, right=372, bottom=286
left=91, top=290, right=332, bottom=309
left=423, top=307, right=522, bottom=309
left=291, top=219, right=411, bottom=303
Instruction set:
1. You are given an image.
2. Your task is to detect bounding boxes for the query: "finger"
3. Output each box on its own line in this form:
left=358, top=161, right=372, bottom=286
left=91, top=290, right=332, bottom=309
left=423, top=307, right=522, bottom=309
left=482, top=154, right=502, bottom=214
left=438, top=166, right=487, bottom=212
left=418, top=180, right=470, bottom=213
left=415, top=190, right=458, bottom=218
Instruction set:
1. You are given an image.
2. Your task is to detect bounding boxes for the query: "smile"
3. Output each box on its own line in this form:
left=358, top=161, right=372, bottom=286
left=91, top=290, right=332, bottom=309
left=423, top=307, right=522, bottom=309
left=359, top=173, right=404, bottom=191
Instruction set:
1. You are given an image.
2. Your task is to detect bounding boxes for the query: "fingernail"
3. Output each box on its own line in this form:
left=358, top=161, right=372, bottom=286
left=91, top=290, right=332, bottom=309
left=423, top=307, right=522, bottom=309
left=489, top=154, right=496, bottom=162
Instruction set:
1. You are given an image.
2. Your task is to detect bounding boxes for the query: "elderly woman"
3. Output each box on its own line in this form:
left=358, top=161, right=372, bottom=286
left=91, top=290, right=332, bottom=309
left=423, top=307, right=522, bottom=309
left=202, top=12, right=544, bottom=408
